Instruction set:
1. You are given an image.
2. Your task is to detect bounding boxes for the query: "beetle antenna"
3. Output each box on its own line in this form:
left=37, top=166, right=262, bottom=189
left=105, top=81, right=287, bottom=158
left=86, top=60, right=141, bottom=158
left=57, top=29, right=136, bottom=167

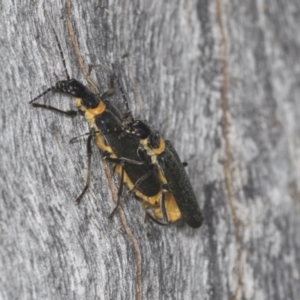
left=29, top=87, right=55, bottom=104
left=44, top=10, right=70, bottom=81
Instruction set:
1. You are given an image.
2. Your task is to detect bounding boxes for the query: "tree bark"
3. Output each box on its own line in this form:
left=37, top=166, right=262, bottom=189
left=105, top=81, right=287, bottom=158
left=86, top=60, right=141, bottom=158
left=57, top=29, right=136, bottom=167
left=1, top=0, right=300, bottom=299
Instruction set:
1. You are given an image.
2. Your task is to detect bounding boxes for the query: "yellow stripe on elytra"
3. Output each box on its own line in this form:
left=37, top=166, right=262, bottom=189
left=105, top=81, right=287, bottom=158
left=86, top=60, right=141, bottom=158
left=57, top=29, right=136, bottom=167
left=114, top=164, right=162, bottom=207
left=95, top=132, right=114, bottom=154
left=153, top=192, right=182, bottom=222
left=115, top=159, right=180, bottom=223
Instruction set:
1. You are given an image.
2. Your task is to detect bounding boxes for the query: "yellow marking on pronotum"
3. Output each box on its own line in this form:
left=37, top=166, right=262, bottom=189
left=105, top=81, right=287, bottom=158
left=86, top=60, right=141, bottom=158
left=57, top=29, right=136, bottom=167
left=141, top=137, right=165, bottom=156
left=75, top=97, right=106, bottom=127
left=86, top=101, right=106, bottom=117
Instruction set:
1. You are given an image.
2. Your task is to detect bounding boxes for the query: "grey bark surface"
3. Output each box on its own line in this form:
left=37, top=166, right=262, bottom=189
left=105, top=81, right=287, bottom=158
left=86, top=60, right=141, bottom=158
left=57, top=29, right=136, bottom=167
left=1, top=0, right=300, bottom=299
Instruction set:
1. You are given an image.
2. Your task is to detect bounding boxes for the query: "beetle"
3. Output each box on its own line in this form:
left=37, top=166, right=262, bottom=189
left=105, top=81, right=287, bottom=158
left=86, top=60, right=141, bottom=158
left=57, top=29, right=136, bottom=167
left=29, top=21, right=163, bottom=219
left=120, top=95, right=203, bottom=228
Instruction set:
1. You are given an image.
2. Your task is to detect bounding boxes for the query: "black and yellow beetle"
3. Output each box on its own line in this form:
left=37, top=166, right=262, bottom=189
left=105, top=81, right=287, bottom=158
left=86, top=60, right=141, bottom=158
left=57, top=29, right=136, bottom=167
left=29, top=22, right=163, bottom=220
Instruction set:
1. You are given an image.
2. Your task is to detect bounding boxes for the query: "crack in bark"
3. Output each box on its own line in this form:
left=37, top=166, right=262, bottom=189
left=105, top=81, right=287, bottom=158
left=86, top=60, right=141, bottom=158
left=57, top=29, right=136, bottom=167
left=65, top=0, right=87, bottom=77
left=215, top=1, right=244, bottom=299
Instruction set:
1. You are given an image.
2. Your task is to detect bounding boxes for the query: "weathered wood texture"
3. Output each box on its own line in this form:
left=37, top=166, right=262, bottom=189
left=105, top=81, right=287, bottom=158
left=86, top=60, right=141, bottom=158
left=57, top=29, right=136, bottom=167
left=1, top=0, right=300, bottom=299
